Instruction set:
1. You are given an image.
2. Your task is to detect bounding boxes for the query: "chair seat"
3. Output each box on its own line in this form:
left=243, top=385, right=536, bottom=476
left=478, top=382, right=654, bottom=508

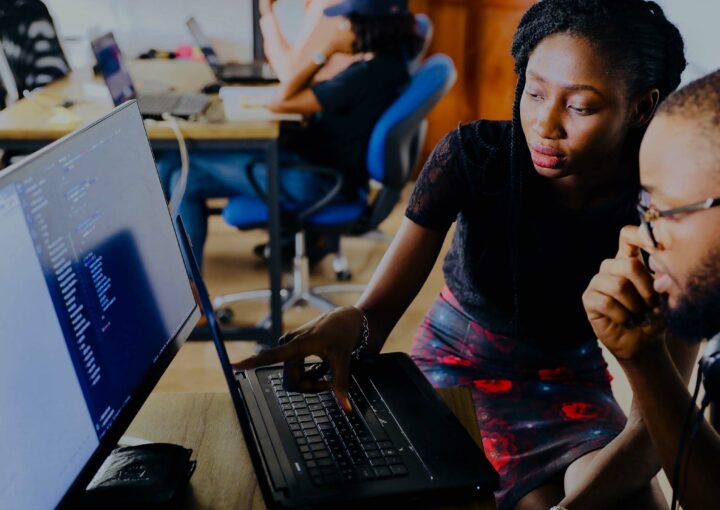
left=222, top=195, right=367, bottom=229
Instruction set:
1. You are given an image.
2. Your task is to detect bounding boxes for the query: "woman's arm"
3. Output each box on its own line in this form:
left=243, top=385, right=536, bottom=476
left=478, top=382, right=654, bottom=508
left=559, top=334, right=699, bottom=509
left=259, top=10, right=292, bottom=82
left=234, top=218, right=448, bottom=410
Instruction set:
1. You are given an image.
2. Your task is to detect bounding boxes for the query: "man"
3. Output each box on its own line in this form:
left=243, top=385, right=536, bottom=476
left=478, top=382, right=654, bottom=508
left=583, top=69, right=720, bottom=510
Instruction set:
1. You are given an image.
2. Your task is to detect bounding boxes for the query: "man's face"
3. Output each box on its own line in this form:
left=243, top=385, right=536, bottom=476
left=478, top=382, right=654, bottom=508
left=640, top=114, right=720, bottom=338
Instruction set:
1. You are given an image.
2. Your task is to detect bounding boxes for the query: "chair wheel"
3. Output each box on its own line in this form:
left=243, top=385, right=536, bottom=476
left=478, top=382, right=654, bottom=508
left=335, top=270, right=352, bottom=282
left=216, top=307, right=234, bottom=325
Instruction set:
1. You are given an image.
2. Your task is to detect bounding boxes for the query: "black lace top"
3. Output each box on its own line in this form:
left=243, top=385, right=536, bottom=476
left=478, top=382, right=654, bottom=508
left=406, top=120, right=639, bottom=348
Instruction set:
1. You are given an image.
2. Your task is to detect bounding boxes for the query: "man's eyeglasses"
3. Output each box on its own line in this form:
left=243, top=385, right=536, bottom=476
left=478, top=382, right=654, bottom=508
left=637, top=190, right=720, bottom=247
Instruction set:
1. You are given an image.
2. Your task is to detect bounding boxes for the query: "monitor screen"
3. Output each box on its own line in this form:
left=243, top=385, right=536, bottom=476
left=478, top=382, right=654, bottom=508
left=0, top=103, right=199, bottom=509
left=91, top=33, right=137, bottom=106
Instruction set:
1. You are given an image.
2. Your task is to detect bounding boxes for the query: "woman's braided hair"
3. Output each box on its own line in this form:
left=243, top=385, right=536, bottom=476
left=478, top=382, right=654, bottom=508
left=506, top=0, right=686, bottom=336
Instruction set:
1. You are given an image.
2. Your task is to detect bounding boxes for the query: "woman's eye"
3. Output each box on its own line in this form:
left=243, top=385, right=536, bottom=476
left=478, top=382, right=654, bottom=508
left=569, top=105, right=595, bottom=115
left=525, top=90, right=543, bottom=100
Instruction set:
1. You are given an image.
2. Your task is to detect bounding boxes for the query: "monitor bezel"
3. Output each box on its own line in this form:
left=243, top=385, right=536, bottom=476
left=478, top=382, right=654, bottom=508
left=0, top=101, right=201, bottom=508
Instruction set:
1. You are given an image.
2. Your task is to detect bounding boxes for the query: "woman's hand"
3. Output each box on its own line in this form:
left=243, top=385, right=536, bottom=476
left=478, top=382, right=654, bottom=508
left=232, top=306, right=365, bottom=411
left=582, top=226, right=666, bottom=360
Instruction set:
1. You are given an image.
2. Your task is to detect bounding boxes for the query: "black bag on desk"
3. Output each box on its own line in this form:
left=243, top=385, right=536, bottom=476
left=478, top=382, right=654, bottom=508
left=71, top=443, right=196, bottom=509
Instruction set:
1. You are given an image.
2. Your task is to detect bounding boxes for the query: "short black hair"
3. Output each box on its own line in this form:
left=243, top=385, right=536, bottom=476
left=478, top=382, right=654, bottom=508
left=349, top=13, right=424, bottom=58
left=658, top=69, right=720, bottom=130
left=506, top=0, right=687, bottom=335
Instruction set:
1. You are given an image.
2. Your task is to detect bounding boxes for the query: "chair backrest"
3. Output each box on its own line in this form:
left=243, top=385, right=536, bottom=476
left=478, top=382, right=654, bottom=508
left=360, top=54, right=455, bottom=230
left=408, top=13, right=434, bottom=73
left=0, top=0, right=69, bottom=107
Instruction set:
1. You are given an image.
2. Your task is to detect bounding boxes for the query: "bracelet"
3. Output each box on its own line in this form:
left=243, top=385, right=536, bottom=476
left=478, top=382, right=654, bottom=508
left=352, top=307, right=370, bottom=361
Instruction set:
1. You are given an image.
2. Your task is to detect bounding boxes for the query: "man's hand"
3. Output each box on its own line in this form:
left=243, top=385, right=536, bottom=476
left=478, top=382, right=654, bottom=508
left=583, top=226, right=666, bottom=360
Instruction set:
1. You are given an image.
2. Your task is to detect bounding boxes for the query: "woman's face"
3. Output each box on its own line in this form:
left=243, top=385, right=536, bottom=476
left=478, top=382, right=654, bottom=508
left=520, top=33, right=634, bottom=182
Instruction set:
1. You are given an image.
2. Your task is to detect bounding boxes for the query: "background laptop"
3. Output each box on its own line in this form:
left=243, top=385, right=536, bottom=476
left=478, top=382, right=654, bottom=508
left=0, top=102, right=200, bottom=508
left=175, top=215, right=499, bottom=509
left=186, top=17, right=278, bottom=83
left=91, top=32, right=209, bottom=119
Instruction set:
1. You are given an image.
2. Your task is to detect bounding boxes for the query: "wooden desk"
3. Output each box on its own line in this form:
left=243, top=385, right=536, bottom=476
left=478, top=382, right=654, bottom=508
left=0, top=60, right=285, bottom=345
left=127, top=390, right=497, bottom=510
left=0, top=60, right=280, bottom=151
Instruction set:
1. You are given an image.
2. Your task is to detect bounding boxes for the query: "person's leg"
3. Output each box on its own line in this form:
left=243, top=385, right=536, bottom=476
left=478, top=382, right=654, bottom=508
left=512, top=482, right=565, bottom=510
left=171, top=150, right=264, bottom=267
left=154, top=151, right=181, bottom=201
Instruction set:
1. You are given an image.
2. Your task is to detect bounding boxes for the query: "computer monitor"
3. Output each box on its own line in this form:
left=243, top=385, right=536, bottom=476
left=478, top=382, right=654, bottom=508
left=0, top=102, right=200, bottom=509
left=91, top=32, right=137, bottom=106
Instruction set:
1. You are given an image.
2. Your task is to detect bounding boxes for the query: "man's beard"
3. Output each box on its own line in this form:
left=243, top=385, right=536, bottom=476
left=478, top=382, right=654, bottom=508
left=661, top=248, right=720, bottom=340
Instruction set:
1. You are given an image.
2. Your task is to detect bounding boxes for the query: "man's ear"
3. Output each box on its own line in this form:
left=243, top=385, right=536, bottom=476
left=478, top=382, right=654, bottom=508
left=630, top=88, right=661, bottom=128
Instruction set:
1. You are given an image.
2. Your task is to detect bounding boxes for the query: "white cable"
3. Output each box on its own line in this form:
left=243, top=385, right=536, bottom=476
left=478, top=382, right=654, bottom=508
left=161, top=112, right=190, bottom=219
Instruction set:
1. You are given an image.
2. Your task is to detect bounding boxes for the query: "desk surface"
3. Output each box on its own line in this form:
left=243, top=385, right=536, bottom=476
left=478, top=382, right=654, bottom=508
left=0, top=60, right=281, bottom=142
left=127, top=390, right=497, bottom=510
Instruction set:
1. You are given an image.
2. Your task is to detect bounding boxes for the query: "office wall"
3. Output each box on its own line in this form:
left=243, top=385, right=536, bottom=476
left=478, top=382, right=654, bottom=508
left=44, top=0, right=304, bottom=69
left=656, top=0, right=720, bottom=81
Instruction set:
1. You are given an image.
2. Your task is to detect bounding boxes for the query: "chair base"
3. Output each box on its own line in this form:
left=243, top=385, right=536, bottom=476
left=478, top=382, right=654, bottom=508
left=212, top=232, right=365, bottom=330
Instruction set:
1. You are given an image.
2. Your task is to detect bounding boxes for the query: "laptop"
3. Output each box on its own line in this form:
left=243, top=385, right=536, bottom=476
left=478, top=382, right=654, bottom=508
left=91, top=32, right=209, bottom=119
left=0, top=102, right=200, bottom=508
left=186, top=16, right=278, bottom=84
left=175, top=222, right=499, bottom=507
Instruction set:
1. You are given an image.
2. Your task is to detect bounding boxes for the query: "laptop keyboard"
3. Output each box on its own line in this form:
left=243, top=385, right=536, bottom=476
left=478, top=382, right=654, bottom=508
left=138, top=94, right=208, bottom=116
left=267, top=373, right=410, bottom=487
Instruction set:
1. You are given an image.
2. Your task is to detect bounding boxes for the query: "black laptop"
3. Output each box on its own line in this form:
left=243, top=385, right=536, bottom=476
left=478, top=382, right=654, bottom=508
left=91, top=32, right=209, bottom=119
left=175, top=217, right=498, bottom=508
left=186, top=16, right=278, bottom=84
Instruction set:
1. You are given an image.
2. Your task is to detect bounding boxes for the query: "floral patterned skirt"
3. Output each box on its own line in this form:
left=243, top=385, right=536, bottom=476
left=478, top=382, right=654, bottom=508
left=410, top=288, right=627, bottom=510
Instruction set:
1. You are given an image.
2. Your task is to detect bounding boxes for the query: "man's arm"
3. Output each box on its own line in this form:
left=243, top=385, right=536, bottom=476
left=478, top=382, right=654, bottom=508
left=581, top=225, right=720, bottom=510
left=620, top=341, right=720, bottom=510
left=559, top=335, right=698, bottom=509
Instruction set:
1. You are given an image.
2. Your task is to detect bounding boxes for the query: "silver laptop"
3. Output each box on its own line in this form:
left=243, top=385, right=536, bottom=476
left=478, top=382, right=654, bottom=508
left=91, top=32, right=209, bottom=119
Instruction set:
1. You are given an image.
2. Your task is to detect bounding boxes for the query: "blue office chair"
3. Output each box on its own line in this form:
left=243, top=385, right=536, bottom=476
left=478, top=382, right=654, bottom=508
left=409, top=13, right=434, bottom=73
left=214, top=54, right=457, bottom=325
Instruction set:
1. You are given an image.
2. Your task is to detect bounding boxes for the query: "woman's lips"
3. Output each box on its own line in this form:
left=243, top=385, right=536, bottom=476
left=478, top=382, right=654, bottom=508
left=530, top=144, right=565, bottom=169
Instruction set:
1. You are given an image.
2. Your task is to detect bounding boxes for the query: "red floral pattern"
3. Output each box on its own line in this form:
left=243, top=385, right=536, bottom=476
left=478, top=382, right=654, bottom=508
left=473, top=379, right=513, bottom=393
left=561, top=402, right=601, bottom=420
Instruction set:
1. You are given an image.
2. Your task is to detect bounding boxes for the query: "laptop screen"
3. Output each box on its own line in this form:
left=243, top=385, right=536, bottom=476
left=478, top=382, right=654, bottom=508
left=186, top=17, right=223, bottom=74
left=0, top=103, right=199, bottom=509
left=91, top=32, right=137, bottom=105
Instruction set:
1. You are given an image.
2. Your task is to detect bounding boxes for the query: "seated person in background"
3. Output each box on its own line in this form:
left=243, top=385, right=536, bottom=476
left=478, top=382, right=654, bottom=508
left=260, top=0, right=360, bottom=84
left=0, top=0, right=69, bottom=108
left=157, top=0, right=422, bottom=268
left=583, top=69, right=720, bottom=510
left=234, top=1, right=693, bottom=509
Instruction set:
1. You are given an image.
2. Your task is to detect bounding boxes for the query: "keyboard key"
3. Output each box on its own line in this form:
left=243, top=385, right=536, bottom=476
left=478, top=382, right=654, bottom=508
left=355, top=465, right=375, bottom=480
left=299, top=445, right=310, bottom=453
left=374, top=466, right=392, bottom=478
left=303, top=452, right=314, bottom=461
left=385, top=456, right=403, bottom=465
left=310, top=442, right=326, bottom=452
left=309, top=468, right=321, bottom=477
left=363, top=441, right=378, bottom=450
left=366, top=450, right=381, bottom=459
left=298, top=415, right=313, bottom=423
left=296, top=437, right=308, bottom=445
left=320, top=466, right=336, bottom=475
left=389, top=464, right=408, bottom=476
left=308, top=435, right=324, bottom=444
left=312, top=477, right=325, bottom=486
left=378, top=440, right=393, bottom=449
left=300, top=421, right=316, bottom=430
left=286, top=417, right=298, bottom=424
left=317, top=458, right=333, bottom=467
left=314, top=450, right=330, bottom=459
left=289, top=424, right=301, bottom=432
left=369, top=458, right=387, bottom=467
left=293, top=431, right=304, bottom=439
left=306, top=460, right=317, bottom=468
left=381, top=448, right=398, bottom=457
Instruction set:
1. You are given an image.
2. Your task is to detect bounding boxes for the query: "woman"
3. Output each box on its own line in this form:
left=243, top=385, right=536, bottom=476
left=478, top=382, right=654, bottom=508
left=235, top=1, right=692, bottom=508
left=158, top=0, right=422, bottom=267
